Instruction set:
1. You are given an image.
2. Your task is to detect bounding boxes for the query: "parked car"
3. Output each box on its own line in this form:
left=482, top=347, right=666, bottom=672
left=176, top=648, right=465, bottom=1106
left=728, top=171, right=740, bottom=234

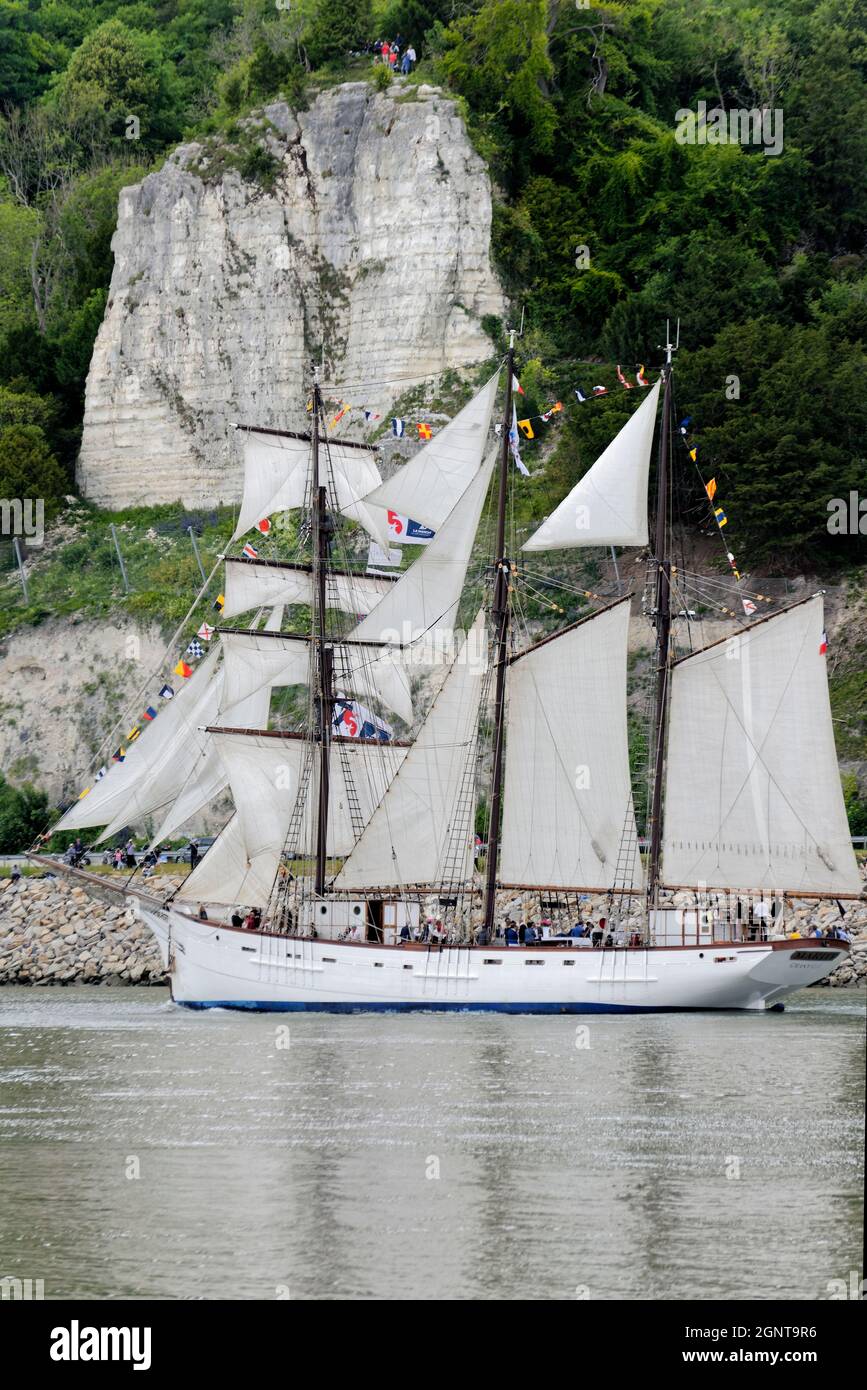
left=161, top=838, right=216, bottom=864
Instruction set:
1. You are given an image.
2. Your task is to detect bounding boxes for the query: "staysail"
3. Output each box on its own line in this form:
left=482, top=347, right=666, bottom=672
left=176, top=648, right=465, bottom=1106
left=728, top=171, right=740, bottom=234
left=660, top=596, right=862, bottom=895
left=334, top=612, right=487, bottom=891
left=498, top=599, right=642, bottom=890
left=522, top=378, right=661, bottom=551
left=364, top=372, right=500, bottom=531
left=55, top=645, right=224, bottom=833
left=350, top=448, right=497, bottom=652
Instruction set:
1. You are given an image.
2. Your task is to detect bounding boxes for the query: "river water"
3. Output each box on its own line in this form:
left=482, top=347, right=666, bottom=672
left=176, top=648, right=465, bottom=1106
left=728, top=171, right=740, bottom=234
left=0, top=985, right=863, bottom=1301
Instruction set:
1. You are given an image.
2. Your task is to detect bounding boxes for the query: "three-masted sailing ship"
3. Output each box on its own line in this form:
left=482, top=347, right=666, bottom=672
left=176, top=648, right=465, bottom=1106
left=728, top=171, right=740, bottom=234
left=47, top=331, right=861, bottom=1010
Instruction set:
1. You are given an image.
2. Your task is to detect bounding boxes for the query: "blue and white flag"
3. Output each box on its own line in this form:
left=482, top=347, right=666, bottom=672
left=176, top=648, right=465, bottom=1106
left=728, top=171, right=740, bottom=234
left=386, top=510, right=435, bottom=545
left=332, top=699, right=393, bottom=742
left=509, top=400, right=530, bottom=476
left=574, top=385, right=587, bottom=403
left=391, top=417, right=405, bottom=438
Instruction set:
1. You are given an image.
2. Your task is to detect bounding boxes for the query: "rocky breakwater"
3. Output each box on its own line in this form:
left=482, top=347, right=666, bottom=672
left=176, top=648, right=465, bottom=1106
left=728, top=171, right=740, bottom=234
left=0, top=875, right=176, bottom=986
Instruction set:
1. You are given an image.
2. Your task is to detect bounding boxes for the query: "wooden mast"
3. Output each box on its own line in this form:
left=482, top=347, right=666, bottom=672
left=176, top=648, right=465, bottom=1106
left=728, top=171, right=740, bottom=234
left=647, top=326, right=676, bottom=908
left=311, top=375, right=331, bottom=896
left=482, top=334, right=516, bottom=937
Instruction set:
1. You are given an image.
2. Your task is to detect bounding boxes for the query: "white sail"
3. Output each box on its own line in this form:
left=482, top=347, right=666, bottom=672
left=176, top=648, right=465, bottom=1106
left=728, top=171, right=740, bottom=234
left=222, top=559, right=396, bottom=620
left=147, top=676, right=271, bottom=847
left=231, top=434, right=390, bottom=547
left=334, top=613, right=487, bottom=891
left=55, top=646, right=223, bottom=832
left=364, top=372, right=500, bottom=531
left=179, top=732, right=407, bottom=906
left=522, top=378, right=661, bottom=551
left=350, top=447, right=496, bottom=653
left=218, top=630, right=412, bottom=724
left=499, top=599, right=642, bottom=890
left=661, top=596, right=862, bottom=895
left=96, top=647, right=226, bottom=840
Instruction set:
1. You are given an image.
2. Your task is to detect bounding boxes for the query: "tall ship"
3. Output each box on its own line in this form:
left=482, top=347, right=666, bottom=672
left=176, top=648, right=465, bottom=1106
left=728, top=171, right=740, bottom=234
left=45, top=329, right=862, bottom=1010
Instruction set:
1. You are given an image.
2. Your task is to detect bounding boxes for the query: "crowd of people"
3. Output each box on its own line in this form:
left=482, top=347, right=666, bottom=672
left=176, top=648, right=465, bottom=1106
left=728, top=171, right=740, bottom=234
left=371, top=36, right=417, bottom=75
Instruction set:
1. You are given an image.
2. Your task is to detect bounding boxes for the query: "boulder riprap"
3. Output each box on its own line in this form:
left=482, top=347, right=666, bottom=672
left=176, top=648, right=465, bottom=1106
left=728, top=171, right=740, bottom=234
left=0, top=875, right=179, bottom=986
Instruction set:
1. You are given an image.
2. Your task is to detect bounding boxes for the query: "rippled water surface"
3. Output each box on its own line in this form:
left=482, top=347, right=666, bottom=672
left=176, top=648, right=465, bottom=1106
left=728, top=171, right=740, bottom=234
left=0, top=985, right=863, bottom=1300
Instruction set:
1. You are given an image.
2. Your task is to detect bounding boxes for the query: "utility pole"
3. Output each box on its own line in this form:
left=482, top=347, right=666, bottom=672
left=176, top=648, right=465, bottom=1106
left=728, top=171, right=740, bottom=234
left=110, top=524, right=130, bottom=594
left=187, top=525, right=206, bottom=585
left=13, top=537, right=28, bottom=603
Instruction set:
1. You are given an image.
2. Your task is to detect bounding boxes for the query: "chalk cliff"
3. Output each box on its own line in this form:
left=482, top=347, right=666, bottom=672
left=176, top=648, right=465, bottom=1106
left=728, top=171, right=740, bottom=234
left=77, top=81, right=505, bottom=508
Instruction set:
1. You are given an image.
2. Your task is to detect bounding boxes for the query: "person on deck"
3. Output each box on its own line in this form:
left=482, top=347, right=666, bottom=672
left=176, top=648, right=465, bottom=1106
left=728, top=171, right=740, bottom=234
left=525, top=922, right=537, bottom=944
left=197, top=903, right=208, bottom=921
left=505, top=923, right=518, bottom=946
left=399, top=923, right=411, bottom=944
left=231, top=909, right=243, bottom=929
left=590, top=919, right=604, bottom=948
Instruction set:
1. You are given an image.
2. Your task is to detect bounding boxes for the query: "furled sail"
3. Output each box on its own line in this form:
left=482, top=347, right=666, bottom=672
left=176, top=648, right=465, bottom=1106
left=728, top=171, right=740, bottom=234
left=179, top=732, right=407, bottom=907
left=350, top=447, right=496, bottom=653
left=334, top=612, right=487, bottom=891
left=364, top=371, right=500, bottom=531
left=222, top=558, right=396, bottom=621
left=55, top=646, right=223, bottom=832
left=660, top=596, right=862, bottom=895
left=231, top=433, right=390, bottom=547
left=498, top=599, right=642, bottom=890
left=218, top=629, right=413, bottom=724
left=522, top=378, right=661, bottom=551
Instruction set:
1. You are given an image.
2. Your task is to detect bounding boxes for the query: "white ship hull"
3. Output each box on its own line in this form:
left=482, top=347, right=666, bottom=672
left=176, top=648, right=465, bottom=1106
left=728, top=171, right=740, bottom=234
left=139, top=906, right=848, bottom=1013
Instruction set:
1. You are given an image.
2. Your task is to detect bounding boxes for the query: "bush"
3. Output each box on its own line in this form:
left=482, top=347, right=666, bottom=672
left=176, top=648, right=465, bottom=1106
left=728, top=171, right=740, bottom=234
left=0, top=774, right=51, bottom=853
left=372, top=63, right=392, bottom=92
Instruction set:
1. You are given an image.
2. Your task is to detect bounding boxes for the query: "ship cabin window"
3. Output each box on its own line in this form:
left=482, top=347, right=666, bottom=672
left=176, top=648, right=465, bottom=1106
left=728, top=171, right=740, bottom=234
left=403, top=964, right=413, bottom=971
left=322, top=956, right=336, bottom=963
left=562, top=960, right=575, bottom=966
left=482, top=958, right=502, bottom=965
left=525, top=959, right=544, bottom=966
left=373, top=962, right=384, bottom=968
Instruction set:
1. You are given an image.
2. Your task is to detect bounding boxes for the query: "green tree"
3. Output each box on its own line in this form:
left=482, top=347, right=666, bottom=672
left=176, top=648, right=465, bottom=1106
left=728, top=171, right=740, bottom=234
left=0, top=424, right=68, bottom=515
left=0, top=773, right=51, bottom=852
left=306, top=0, right=373, bottom=67
left=54, top=18, right=182, bottom=145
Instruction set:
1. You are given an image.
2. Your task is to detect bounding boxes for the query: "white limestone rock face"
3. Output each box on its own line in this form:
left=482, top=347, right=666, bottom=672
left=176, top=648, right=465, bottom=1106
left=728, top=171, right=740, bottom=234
left=77, top=83, right=505, bottom=508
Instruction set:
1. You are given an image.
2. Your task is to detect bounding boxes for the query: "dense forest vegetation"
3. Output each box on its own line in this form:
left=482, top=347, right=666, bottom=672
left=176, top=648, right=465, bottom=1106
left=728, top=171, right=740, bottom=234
left=1, top=0, right=866, bottom=568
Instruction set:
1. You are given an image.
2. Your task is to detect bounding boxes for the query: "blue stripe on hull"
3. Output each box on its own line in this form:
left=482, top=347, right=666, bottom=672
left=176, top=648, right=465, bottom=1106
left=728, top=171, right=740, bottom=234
left=175, top=999, right=770, bottom=1015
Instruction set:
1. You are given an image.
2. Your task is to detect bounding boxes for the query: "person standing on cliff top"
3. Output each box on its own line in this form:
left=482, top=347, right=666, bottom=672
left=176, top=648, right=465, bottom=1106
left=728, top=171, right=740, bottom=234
left=401, top=45, right=416, bottom=75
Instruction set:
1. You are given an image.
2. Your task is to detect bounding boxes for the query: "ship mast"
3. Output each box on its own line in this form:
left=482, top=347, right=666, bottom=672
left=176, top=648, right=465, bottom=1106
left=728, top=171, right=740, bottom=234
left=310, top=374, right=332, bottom=896
left=647, top=324, right=677, bottom=907
left=482, top=334, right=516, bottom=937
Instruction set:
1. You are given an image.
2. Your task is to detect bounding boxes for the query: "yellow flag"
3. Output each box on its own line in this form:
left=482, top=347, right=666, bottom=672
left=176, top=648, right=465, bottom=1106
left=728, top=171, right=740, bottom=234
left=705, top=477, right=717, bottom=500
left=518, top=419, right=535, bottom=439
left=689, top=447, right=697, bottom=462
